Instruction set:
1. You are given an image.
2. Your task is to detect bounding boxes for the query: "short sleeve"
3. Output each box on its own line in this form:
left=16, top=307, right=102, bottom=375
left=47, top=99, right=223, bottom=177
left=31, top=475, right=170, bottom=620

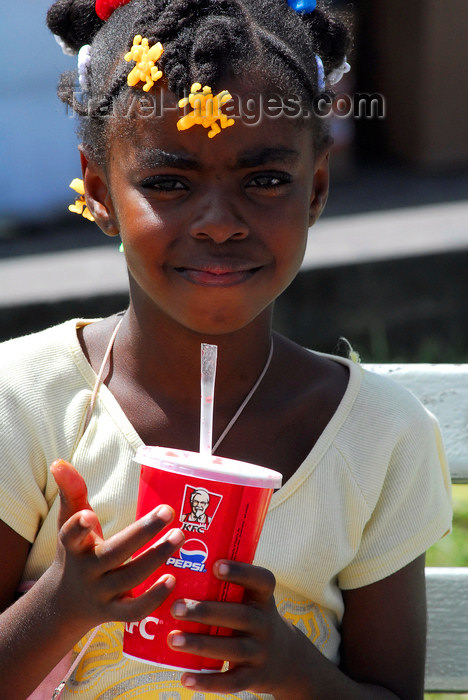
left=0, top=377, right=50, bottom=542
left=0, top=322, right=90, bottom=543
left=338, top=407, right=452, bottom=590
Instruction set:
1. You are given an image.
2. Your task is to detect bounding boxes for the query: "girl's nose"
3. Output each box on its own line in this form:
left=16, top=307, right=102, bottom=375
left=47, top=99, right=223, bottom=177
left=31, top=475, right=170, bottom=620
left=188, top=191, right=249, bottom=243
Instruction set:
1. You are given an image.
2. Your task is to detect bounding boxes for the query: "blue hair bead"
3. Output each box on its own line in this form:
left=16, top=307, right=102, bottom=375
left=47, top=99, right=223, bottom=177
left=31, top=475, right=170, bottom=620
left=287, top=0, right=317, bottom=13
left=315, top=54, right=325, bottom=91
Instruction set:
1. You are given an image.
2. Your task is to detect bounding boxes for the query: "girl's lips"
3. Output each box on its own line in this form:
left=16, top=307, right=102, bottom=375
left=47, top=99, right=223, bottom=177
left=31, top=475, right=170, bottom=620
left=174, top=263, right=263, bottom=287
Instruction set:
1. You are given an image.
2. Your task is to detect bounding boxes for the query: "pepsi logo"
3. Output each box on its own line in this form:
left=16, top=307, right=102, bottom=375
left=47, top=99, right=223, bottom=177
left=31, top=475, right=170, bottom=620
left=179, top=539, right=208, bottom=565
left=166, top=538, right=209, bottom=572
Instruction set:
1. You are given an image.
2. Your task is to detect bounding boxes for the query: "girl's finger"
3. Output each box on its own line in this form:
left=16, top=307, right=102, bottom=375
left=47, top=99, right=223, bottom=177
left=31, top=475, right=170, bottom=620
left=214, top=561, right=276, bottom=604
left=59, top=509, right=103, bottom=554
left=109, top=574, right=177, bottom=622
left=51, top=459, right=103, bottom=535
left=104, top=528, right=185, bottom=595
left=171, top=597, right=263, bottom=635
left=180, top=665, right=256, bottom=695
left=93, top=505, right=176, bottom=570
left=167, top=629, right=262, bottom=664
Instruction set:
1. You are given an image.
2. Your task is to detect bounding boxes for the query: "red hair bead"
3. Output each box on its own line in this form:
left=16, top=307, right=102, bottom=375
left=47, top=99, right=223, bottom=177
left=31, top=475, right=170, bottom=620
left=95, top=0, right=132, bottom=21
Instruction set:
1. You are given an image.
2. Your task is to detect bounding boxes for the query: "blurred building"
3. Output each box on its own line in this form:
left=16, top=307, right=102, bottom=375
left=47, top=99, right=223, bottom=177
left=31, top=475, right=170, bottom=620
left=357, top=0, right=468, bottom=170
left=0, top=1, right=79, bottom=223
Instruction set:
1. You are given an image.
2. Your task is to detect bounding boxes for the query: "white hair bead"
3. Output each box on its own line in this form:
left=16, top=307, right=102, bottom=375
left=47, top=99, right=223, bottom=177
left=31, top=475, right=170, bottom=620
left=327, top=58, right=351, bottom=86
left=78, top=45, right=92, bottom=92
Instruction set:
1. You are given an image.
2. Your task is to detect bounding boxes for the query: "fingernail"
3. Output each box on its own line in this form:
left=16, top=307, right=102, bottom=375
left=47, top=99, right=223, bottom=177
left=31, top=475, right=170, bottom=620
left=172, top=601, right=187, bottom=617
left=171, top=632, right=186, bottom=647
left=155, top=504, right=173, bottom=523
left=218, top=562, right=230, bottom=577
left=158, top=574, right=176, bottom=590
left=183, top=675, right=197, bottom=687
left=165, top=528, right=184, bottom=546
left=79, top=512, right=93, bottom=528
left=50, top=458, right=70, bottom=472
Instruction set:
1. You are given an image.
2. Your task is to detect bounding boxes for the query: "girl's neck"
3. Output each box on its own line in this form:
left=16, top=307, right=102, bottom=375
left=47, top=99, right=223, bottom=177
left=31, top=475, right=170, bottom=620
left=112, top=304, right=274, bottom=414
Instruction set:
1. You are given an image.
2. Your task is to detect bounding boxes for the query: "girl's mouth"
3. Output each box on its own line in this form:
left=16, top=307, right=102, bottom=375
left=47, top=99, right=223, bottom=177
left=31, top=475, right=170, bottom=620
left=174, top=262, right=263, bottom=287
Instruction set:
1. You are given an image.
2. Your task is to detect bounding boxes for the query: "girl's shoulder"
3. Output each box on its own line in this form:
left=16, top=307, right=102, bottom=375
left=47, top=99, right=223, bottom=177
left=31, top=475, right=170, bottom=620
left=0, top=318, right=98, bottom=397
left=271, top=334, right=351, bottom=402
left=275, top=333, right=437, bottom=439
left=0, top=319, right=73, bottom=369
left=284, top=343, right=448, bottom=512
left=0, top=318, right=91, bottom=356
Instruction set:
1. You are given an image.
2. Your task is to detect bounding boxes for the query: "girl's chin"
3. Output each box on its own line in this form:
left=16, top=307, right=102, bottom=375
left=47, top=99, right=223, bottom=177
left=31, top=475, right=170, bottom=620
left=169, top=307, right=271, bottom=337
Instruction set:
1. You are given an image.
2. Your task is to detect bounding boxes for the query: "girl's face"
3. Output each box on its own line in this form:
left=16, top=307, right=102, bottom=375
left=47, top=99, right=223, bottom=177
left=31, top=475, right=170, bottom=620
left=88, top=81, right=329, bottom=336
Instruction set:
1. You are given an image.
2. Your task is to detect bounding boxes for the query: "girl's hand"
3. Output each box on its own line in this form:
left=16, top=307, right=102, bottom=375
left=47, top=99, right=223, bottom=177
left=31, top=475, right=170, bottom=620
left=167, top=560, right=309, bottom=698
left=48, top=459, right=185, bottom=634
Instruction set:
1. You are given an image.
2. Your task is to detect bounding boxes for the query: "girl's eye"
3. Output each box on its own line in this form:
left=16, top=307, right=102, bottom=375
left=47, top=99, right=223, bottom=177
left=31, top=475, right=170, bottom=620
left=141, top=176, right=188, bottom=192
left=246, top=173, right=291, bottom=192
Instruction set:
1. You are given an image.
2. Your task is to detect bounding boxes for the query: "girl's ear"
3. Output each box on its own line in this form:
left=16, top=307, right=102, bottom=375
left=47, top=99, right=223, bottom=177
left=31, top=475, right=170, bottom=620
left=79, top=149, right=119, bottom=237
left=309, top=147, right=330, bottom=227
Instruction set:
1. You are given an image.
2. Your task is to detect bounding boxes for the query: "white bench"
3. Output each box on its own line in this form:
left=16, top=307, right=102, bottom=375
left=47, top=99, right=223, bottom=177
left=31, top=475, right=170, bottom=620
left=366, top=364, right=468, bottom=694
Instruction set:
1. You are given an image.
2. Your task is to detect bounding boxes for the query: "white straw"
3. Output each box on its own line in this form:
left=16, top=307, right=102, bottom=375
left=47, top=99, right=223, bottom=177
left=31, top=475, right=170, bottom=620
left=200, top=343, right=218, bottom=456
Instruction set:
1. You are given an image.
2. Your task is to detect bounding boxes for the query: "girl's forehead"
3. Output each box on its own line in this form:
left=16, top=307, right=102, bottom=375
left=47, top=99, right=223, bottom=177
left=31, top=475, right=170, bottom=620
left=108, top=82, right=315, bottom=168
left=111, top=116, right=314, bottom=171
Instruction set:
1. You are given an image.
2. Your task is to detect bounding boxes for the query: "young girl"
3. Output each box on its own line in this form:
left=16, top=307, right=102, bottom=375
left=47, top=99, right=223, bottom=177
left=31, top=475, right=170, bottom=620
left=0, top=0, right=451, bottom=698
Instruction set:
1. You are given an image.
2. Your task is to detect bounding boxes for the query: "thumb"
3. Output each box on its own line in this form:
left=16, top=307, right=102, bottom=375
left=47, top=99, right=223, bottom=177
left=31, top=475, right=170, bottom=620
left=50, top=459, right=103, bottom=537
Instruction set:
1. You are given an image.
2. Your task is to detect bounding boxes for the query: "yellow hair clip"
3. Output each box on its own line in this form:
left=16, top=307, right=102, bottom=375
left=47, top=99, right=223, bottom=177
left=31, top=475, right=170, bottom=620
left=68, top=178, right=95, bottom=221
left=125, top=35, right=164, bottom=92
left=177, top=83, right=235, bottom=138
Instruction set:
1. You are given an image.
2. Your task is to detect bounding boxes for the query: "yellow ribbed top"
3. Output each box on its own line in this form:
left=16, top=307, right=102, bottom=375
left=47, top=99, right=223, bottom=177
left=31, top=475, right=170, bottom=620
left=0, top=320, right=452, bottom=699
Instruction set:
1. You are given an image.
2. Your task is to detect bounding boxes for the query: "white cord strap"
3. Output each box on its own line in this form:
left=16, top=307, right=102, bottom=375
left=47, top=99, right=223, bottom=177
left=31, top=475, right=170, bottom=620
left=51, top=627, right=101, bottom=699
left=81, top=317, right=124, bottom=436
left=212, top=338, right=274, bottom=453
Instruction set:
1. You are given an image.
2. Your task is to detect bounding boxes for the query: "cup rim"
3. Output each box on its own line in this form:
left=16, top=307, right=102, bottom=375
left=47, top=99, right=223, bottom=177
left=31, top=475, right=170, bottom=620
left=134, top=446, right=283, bottom=489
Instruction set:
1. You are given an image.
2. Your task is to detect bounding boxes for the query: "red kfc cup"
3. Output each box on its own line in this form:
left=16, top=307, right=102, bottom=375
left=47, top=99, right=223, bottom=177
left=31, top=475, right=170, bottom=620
left=122, top=445, right=282, bottom=672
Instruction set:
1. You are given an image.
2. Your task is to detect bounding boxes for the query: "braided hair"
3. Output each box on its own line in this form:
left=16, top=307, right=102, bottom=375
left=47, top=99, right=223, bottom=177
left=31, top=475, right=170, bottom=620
left=47, top=0, right=351, bottom=162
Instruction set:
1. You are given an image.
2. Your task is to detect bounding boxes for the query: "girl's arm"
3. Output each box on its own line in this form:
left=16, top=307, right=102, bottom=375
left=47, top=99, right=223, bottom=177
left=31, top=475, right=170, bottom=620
left=166, top=556, right=426, bottom=700
left=0, top=521, right=30, bottom=613
left=0, top=461, right=184, bottom=700
left=340, top=553, right=426, bottom=698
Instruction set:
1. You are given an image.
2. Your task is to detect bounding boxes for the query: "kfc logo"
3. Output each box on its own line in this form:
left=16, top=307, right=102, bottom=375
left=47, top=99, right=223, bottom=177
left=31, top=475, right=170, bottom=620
left=179, top=485, right=223, bottom=533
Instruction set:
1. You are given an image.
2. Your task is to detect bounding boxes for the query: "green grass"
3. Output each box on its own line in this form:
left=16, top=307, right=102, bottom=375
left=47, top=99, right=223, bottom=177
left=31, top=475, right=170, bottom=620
left=425, top=696, right=468, bottom=699
left=426, top=486, right=468, bottom=568
left=425, top=695, right=468, bottom=699
left=424, top=485, right=468, bottom=700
